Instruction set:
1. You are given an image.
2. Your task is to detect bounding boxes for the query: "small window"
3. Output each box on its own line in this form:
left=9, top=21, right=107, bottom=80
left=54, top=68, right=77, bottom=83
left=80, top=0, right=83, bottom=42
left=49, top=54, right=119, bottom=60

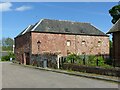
left=98, top=52, right=101, bottom=55
left=82, top=40, right=86, bottom=45
left=67, top=40, right=71, bottom=46
left=82, top=52, right=86, bottom=55
left=98, top=41, right=101, bottom=43
left=98, top=41, right=102, bottom=46
left=67, top=50, right=71, bottom=55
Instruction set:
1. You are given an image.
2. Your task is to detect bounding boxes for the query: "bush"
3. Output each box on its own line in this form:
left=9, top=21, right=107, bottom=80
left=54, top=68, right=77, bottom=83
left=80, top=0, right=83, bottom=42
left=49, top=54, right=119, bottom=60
left=65, top=54, right=113, bottom=68
left=97, top=56, right=104, bottom=66
left=87, top=55, right=96, bottom=66
left=105, top=58, right=112, bottom=65
left=1, top=52, right=15, bottom=61
left=1, top=55, right=10, bottom=61
left=66, top=53, right=79, bottom=63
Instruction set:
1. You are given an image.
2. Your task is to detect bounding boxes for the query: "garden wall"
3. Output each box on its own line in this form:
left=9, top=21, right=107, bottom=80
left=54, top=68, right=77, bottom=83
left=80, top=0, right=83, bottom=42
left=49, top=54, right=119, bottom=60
left=62, top=63, right=120, bottom=77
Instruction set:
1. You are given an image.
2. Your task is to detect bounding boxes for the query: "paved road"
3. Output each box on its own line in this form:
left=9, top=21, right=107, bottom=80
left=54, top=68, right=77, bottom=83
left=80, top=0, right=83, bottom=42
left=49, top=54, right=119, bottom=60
left=0, top=62, right=2, bottom=89
left=2, top=62, right=119, bottom=88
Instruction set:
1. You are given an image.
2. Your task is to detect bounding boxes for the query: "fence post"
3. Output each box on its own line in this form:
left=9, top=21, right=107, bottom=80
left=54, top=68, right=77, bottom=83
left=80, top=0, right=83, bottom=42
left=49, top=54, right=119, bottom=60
left=83, top=55, right=85, bottom=65
left=96, top=58, right=99, bottom=66
left=113, top=59, right=115, bottom=67
left=73, top=59, right=74, bottom=63
left=71, top=59, right=72, bottom=63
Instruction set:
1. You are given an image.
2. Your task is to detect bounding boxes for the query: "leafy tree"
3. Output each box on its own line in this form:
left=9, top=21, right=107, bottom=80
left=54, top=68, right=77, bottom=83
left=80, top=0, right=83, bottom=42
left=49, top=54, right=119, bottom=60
left=109, top=4, right=120, bottom=24
left=5, top=38, right=14, bottom=46
left=2, top=37, right=14, bottom=51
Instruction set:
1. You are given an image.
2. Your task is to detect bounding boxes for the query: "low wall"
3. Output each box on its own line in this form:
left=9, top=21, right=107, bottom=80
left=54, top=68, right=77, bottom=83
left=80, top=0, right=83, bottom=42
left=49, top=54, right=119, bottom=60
left=62, top=63, right=120, bottom=77
left=31, top=53, right=58, bottom=68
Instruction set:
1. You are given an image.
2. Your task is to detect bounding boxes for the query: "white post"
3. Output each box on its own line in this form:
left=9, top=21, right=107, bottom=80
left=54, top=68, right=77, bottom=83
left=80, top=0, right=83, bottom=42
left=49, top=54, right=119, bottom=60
left=57, top=55, right=60, bottom=69
left=13, top=45, right=15, bottom=53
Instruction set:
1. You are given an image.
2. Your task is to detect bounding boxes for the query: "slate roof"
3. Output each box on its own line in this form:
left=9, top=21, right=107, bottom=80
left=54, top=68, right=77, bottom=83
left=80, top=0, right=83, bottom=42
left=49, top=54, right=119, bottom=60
left=16, top=19, right=107, bottom=37
left=107, top=19, right=120, bottom=34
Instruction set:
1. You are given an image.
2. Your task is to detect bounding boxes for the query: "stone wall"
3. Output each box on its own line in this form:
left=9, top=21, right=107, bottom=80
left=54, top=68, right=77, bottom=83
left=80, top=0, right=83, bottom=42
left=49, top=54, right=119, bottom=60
left=15, top=32, right=109, bottom=65
left=31, top=32, right=109, bottom=56
left=14, top=32, right=31, bottom=64
left=31, top=53, right=58, bottom=68
left=76, top=35, right=109, bottom=55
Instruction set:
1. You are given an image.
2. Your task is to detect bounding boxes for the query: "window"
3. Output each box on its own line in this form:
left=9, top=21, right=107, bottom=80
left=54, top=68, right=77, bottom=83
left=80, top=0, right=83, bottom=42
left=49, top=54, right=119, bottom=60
left=67, top=50, right=71, bottom=55
left=82, top=52, right=86, bottom=55
left=98, top=52, right=101, bottom=55
left=82, top=40, right=86, bottom=45
left=98, top=41, right=102, bottom=46
left=67, top=40, right=71, bottom=46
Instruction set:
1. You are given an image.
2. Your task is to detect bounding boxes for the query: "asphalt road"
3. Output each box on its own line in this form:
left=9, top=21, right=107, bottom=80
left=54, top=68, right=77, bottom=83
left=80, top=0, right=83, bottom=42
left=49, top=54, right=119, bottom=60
left=2, top=62, right=119, bottom=88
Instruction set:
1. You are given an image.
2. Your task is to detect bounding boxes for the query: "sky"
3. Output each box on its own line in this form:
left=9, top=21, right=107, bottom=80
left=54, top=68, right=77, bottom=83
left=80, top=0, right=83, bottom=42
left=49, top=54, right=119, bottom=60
left=0, top=2, right=119, bottom=39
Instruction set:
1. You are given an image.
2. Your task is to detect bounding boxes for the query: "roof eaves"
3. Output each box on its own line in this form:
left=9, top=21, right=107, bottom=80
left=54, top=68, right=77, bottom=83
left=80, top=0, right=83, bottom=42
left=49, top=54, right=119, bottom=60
left=31, top=19, right=44, bottom=31
left=88, top=23, right=106, bottom=35
left=22, top=25, right=32, bottom=34
left=107, top=18, right=120, bottom=34
left=31, top=31, right=109, bottom=37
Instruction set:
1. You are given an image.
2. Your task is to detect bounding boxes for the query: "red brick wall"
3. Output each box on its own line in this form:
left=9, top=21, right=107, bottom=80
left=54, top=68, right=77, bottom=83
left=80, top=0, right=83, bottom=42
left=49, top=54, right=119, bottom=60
left=113, top=32, right=120, bottom=66
left=31, top=32, right=109, bottom=56
left=76, top=35, right=109, bottom=55
left=31, top=33, right=67, bottom=55
left=14, top=32, right=31, bottom=64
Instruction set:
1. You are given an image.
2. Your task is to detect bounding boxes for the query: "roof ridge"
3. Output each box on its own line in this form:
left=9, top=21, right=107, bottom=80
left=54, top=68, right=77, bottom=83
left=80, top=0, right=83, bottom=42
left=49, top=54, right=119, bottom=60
left=43, top=18, right=90, bottom=24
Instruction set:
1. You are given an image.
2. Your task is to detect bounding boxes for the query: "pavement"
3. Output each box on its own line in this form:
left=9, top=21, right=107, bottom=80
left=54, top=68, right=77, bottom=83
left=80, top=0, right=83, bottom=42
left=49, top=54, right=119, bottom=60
left=14, top=62, right=120, bottom=83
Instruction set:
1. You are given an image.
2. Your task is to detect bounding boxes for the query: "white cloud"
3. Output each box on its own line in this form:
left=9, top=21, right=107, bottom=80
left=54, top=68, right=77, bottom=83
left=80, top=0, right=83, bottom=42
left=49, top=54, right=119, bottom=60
left=0, top=2, right=12, bottom=12
left=15, top=6, right=32, bottom=11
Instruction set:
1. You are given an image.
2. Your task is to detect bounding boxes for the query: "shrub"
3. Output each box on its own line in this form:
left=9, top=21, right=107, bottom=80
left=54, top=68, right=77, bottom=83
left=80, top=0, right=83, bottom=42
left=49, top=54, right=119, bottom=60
left=65, top=54, right=113, bottom=68
left=87, top=55, right=96, bottom=66
left=87, top=55, right=105, bottom=66
left=1, top=52, right=15, bottom=61
left=66, top=53, right=79, bottom=63
left=97, top=56, right=104, bottom=66
left=1, top=55, right=10, bottom=61
left=104, top=58, right=112, bottom=65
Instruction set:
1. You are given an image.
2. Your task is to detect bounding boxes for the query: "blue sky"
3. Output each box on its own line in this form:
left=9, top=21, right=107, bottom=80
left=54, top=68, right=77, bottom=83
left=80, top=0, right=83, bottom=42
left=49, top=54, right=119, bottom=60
left=1, top=2, right=118, bottom=39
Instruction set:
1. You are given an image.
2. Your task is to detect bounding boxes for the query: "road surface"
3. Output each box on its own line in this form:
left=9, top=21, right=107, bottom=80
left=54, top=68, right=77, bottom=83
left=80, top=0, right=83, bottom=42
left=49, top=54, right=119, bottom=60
left=2, top=62, right=119, bottom=88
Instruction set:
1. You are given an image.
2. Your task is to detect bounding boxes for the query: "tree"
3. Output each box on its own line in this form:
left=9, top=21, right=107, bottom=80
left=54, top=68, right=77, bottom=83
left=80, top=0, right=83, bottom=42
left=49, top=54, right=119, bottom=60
left=5, top=38, right=14, bottom=47
left=2, top=37, right=14, bottom=51
left=109, top=4, right=120, bottom=24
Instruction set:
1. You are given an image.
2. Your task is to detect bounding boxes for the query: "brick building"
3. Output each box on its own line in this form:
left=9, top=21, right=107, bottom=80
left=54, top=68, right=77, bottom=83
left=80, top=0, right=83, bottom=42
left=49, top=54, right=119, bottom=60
left=15, top=19, right=109, bottom=65
left=107, top=19, right=120, bottom=67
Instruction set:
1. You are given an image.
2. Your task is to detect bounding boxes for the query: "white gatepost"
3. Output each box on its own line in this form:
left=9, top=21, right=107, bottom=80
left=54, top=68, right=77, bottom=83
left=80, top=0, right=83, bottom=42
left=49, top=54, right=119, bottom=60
left=57, top=54, right=61, bottom=69
left=13, top=45, right=15, bottom=53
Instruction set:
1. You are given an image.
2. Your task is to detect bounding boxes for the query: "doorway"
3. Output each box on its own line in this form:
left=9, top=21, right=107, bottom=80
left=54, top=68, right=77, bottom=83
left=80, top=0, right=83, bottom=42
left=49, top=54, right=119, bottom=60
left=25, top=53, right=30, bottom=65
